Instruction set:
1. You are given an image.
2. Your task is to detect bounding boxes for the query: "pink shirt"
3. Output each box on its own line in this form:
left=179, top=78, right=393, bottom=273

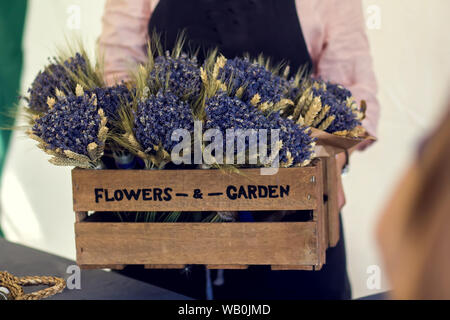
left=99, top=0, right=379, bottom=137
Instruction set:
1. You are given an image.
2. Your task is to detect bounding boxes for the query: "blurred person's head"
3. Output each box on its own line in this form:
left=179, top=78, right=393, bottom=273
left=377, top=98, right=450, bottom=299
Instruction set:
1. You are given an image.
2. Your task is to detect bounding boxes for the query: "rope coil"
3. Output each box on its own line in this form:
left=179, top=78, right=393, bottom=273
left=0, top=271, right=66, bottom=300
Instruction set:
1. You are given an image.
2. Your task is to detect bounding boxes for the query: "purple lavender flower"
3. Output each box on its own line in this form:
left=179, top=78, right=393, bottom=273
left=285, top=79, right=301, bottom=101
left=89, top=84, right=134, bottom=121
left=205, top=92, right=271, bottom=132
left=149, top=52, right=201, bottom=98
left=205, top=93, right=270, bottom=160
left=312, top=86, right=360, bottom=133
left=28, top=53, right=87, bottom=113
left=32, top=93, right=101, bottom=156
left=285, top=75, right=310, bottom=102
left=267, top=111, right=315, bottom=165
left=218, top=57, right=288, bottom=105
left=205, top=93, right=314, bottom=166
left=325, top=82, right=353, bottom=103
left=134, top=90, right=194, bottom=153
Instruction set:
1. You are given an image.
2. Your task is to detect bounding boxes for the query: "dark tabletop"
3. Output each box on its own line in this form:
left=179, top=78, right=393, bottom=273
left=0, top=238, right=190, bottom=300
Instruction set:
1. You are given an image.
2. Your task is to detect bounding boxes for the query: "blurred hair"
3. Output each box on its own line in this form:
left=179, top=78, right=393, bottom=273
left=377, top=98, right=450, bottom=300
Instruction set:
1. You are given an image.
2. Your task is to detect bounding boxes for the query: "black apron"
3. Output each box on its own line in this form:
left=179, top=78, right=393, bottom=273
left=119, top=0, right=351, bottom=300
left=148, top=0, right=313, bottom=74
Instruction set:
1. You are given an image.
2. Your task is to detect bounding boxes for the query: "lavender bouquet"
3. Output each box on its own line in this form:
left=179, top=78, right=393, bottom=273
left=284, top=77, right=366, bottom=138
left=200, top=53, right=316, bottom=169
left=25, top=46, right=107, bottom=115
left=113, top=36, right=199, bottom=170
left=28, top=84, right=108, bottom=169
left=26, top=53, right=88, bottom=114
left=25, top=47, right=135, bottom=168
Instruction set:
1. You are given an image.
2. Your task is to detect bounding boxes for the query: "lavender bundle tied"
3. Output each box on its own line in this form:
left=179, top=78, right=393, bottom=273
left=286, top=78, right=366, bottom=138
left=28, top=85, right=108, bottom=168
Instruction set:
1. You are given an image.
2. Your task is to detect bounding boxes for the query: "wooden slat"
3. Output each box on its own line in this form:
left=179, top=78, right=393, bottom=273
left=75, top=222, right=318, bottom=266
left=323, top=200, right=330, bottom=249
left=145, top=264, right=185, bottom=269
left=321, top=163, right=330, bottom=249
left=207, top=265, right=248, bottom=270
left=319, top=161, right=327, bottom=267
left=314, top=264, right=323, bottom=271
left=313, top=160, right=326, bottom=269
left=72, top=166, right=319, bottom=212
left=271, top=265, right=314, bottom=271
left=75, top=211, right=87, bottom=222
left=324, top=157, right=340, bottom=247
left=80, top=264, right=125, bottom=270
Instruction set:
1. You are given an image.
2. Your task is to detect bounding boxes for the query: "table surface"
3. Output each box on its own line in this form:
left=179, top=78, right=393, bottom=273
left=0, top=238, right=190, bottom=300
left=1, top=238, right=389, bottom=300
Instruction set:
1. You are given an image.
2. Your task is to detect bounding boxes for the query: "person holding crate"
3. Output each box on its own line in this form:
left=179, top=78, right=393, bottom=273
left=99, top=0, right=379, bottom=299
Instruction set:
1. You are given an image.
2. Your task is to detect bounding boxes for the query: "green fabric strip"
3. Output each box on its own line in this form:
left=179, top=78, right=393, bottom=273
left=0, top=0, right=27, bottom=237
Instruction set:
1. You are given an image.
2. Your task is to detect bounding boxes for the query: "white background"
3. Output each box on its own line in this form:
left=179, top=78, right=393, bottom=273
left=2, top=0, right=450, bottom=299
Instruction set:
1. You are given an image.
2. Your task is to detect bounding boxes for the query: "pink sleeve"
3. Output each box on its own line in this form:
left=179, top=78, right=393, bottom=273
left=315, top=0, right=380, bottom=138
left=98, top=0, right=153, bottom=85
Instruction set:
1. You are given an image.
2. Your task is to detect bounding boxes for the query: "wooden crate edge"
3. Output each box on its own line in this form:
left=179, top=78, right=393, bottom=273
left=75, top=221, right=319, bottom=267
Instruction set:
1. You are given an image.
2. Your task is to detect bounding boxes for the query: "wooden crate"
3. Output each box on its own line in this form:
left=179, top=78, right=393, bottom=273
left=72, top=158, right=339, bottom=271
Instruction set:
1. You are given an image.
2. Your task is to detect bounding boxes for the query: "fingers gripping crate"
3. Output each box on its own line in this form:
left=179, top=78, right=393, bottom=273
left=72, top=158, right=339, bottom=271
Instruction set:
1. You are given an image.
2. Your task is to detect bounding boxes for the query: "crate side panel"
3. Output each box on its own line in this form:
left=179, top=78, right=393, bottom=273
left=75, top=222, right=318, bottom=266
left=324, top=157, right=340, bottom=247
left=72, top=167, right=320, bottom=212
